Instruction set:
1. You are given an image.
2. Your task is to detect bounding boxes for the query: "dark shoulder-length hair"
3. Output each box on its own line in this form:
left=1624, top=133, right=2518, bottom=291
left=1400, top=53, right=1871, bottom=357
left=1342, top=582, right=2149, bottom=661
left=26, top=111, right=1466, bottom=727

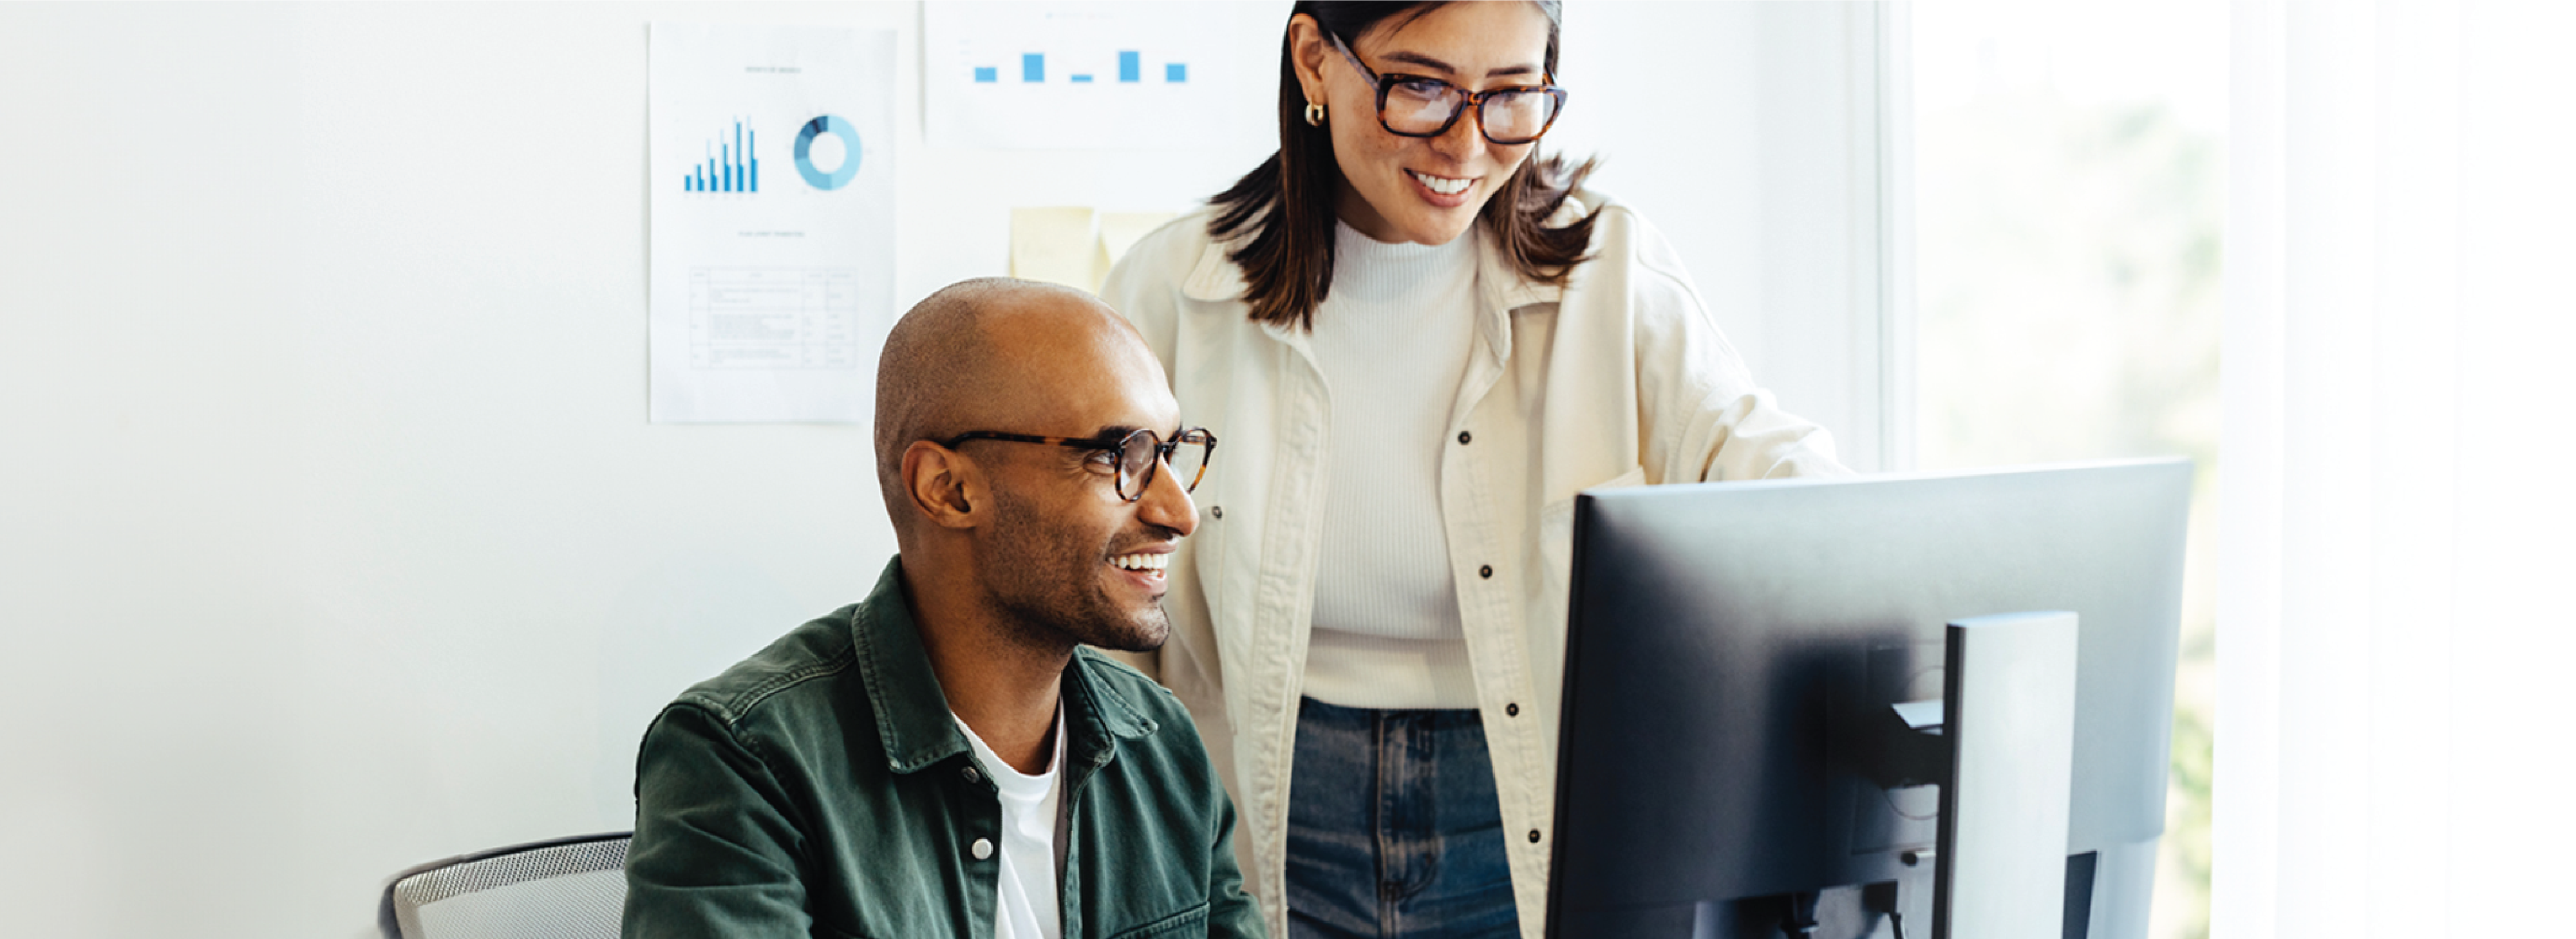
left=1207, top=0, right=1599, bottom=331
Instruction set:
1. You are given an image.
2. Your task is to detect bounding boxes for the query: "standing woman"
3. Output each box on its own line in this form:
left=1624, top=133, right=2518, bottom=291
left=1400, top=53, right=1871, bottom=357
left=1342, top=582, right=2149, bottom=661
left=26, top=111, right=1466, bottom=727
left=1100, top=3, right=1847, bottom=937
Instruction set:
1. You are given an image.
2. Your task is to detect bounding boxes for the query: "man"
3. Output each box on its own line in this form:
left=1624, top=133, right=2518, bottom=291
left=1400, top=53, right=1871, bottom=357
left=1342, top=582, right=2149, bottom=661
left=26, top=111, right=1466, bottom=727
left=623, top=278, right=1263, bottom=939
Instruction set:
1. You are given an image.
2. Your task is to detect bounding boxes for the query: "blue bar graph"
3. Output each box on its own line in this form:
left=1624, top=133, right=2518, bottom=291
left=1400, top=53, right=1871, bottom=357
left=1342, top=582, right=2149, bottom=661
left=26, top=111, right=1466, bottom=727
left=682, top=119, right=758, bottom=194
left=964, top=50, right=1188, bottom=88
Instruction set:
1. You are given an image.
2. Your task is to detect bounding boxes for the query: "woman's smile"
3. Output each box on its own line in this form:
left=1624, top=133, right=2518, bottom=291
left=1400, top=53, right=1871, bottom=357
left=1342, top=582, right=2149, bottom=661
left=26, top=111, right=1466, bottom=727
left=1406, top=169, right=1478, bottom=205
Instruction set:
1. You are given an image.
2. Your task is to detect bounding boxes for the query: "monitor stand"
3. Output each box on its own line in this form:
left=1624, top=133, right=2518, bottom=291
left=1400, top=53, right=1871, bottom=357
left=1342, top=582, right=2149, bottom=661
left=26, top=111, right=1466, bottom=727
left=1691, top=611, right=2087, bottom=939
left=1922, top=611, right=2082, bottom=939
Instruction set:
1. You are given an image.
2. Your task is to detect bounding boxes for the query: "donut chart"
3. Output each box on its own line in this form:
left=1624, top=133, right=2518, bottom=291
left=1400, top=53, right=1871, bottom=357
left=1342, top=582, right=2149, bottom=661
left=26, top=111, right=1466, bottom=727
left=793, top=115, right=861, bottom=191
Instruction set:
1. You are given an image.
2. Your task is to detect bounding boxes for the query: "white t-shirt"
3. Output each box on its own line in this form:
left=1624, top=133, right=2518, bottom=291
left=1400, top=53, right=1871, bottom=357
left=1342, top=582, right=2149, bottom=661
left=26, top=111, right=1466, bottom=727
left=954, top=702, right=1066, bottom=939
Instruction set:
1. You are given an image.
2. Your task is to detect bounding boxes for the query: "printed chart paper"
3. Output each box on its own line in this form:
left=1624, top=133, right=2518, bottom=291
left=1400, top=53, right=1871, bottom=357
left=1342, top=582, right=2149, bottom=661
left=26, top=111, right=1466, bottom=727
left=650, top=24, right=894, bottom=423
left=925, top=1, right=1234, bottom=149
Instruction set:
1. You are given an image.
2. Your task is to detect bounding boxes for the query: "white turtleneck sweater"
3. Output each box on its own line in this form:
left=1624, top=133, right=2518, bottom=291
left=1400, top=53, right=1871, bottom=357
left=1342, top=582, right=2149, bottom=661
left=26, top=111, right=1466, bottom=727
left=1297, top=222, right=1481, bottom=711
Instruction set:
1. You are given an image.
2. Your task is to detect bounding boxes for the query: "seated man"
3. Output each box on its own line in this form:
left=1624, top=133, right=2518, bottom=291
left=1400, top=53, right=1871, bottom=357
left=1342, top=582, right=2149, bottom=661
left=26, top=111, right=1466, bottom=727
left=623, top=278, right=1261, bottom=938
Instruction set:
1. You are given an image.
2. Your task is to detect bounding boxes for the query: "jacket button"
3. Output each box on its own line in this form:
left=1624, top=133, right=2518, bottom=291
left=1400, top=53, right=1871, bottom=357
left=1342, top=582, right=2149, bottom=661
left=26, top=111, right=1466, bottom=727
left=1528, top=829, right=1543, bottom=844
left=962, top=766, right=980, bottom=785
left=972, top=838, right=995, bottom=860
left=1506, top=702, right=1519, bottom=717
left=1457, top=431, right=1472, bottom=445
left=1479, top=564, right=1493, bottom=579
left=1211, top=505, right=1223, bottom=519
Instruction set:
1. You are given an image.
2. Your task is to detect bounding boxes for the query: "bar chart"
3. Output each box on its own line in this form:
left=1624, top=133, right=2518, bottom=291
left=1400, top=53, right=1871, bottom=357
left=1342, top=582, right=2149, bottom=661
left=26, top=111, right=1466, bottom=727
left=683, top=118, right=758, bottom=194
left=967, top=48, right=1188, bottom=85
left=925, top=1, right=1229, bottom=149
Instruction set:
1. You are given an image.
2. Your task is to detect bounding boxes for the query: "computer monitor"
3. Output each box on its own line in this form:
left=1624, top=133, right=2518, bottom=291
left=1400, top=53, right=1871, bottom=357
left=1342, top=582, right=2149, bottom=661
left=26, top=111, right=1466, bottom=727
left=1545, top=460, right=2192, bottom=939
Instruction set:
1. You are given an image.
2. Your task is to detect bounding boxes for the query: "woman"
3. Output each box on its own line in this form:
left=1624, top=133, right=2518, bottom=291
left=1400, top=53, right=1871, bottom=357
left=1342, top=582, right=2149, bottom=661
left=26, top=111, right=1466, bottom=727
left=1098, top=3, right=1847, bottom=936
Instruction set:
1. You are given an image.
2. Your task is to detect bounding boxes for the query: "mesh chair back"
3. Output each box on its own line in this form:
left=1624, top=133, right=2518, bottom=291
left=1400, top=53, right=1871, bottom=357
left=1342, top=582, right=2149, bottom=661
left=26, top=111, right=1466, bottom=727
left=379, top=832, right=631, bottom=939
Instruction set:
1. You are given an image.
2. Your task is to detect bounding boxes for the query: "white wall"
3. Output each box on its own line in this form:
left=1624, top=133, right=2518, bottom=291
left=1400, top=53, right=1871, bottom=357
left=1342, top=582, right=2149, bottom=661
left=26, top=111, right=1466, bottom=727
left=1555, top=1, right=1906, bottom=471
left=0, top=4, right=1890, bottom=937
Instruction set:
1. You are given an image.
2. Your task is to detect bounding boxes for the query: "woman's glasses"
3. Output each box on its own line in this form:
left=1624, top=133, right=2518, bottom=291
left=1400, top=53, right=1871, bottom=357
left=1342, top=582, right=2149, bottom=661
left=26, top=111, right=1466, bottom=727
left=1328, top=32, right=1566, bottom=145
left=943, top=427, right=1217, bottom=503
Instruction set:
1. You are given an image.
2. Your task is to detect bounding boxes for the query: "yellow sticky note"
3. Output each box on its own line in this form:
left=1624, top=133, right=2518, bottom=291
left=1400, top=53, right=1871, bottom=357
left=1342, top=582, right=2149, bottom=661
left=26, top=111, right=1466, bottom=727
left=1010, top=207, right=1100, bottom=290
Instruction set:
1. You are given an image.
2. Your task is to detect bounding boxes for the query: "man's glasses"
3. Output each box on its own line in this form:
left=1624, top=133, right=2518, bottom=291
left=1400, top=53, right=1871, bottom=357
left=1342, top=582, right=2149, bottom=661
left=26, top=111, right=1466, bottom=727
left=943, top=427, right=1217, bottom=503
left=1328, top=32, right=1567, bottom=145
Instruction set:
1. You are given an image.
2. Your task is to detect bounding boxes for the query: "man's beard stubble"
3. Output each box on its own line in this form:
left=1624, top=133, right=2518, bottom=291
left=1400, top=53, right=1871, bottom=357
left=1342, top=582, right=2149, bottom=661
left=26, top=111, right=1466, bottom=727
left=981, top=485, right=1172, bottom=655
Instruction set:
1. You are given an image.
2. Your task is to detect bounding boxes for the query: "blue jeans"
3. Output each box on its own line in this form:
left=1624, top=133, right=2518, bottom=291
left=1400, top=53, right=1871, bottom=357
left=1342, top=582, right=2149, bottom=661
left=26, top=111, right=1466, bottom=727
left=1286, top=697, right=1523, bottom=939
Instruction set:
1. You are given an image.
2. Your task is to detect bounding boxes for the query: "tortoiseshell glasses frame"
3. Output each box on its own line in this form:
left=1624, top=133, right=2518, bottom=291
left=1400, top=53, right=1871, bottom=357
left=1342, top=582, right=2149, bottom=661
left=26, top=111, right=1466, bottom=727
left=1327, top=31, right=1568, bottom=145
left=942, top=427, right=1217, bottom=503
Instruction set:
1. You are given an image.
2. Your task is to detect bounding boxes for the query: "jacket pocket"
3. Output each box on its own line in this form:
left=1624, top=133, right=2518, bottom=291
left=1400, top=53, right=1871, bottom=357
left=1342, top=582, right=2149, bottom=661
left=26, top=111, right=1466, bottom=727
left=1539, top=465, right=1650, bottom=603
left=1105, top=901, right=1210, bottom=939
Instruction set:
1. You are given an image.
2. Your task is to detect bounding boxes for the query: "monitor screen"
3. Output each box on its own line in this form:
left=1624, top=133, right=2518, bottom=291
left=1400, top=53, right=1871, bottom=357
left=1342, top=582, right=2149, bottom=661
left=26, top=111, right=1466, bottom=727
left=1546, top=460, right=2191, bottom=939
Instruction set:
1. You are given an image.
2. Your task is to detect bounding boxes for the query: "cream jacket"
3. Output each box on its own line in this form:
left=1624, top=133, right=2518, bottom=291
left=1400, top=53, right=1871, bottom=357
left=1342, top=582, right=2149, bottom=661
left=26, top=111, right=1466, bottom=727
left=1098, top=194, right=1848, bottom=939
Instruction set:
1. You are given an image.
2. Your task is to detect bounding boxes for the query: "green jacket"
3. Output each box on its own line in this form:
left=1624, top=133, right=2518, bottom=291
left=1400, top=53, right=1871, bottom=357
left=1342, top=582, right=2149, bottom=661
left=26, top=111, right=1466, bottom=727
left=623, top=558, right=1265, bottom=939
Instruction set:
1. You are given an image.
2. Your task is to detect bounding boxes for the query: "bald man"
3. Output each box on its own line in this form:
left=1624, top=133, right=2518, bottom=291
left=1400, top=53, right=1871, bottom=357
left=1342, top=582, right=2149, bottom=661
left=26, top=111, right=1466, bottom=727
left=623, top=279, right=1264, bottom=939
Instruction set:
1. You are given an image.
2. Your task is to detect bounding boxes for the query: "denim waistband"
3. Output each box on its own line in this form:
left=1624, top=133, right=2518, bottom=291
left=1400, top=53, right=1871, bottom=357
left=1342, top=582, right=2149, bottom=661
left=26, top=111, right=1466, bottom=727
left=1295, top=695, right=1485, bottom=732
left=1286, top=695, right=1519, bottom=937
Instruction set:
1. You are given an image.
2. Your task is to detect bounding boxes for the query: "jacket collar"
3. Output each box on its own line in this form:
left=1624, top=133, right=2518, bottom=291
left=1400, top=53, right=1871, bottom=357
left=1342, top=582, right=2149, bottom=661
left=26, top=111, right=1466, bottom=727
left=1060, top=647, right=1161, bottom=777
left=850, top=557, right=1157, bottom=776
left=1181, top=237, right=1246, bottom=302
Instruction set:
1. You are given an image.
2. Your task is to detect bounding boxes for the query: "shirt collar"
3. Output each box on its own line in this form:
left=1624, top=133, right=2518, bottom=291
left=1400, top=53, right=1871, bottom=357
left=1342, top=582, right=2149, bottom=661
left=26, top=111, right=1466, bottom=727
left=850, top=557, right=1157, bottom=777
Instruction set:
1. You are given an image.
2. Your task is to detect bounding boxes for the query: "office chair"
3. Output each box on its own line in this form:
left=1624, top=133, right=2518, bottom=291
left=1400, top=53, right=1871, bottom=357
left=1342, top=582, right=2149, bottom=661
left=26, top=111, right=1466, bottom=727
left=378, top=832, right=631, bottom=939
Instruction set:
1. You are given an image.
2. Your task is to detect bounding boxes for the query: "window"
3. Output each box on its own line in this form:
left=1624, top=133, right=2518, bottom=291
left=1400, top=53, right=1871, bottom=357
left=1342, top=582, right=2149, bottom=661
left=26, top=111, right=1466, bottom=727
left=1912, top=5, right=2226, bottom=937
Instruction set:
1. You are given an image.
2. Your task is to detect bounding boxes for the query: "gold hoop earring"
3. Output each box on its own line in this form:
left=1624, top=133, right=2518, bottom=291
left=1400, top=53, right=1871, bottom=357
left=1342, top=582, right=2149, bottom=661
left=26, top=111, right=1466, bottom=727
left=1304, top=102, right=1326, bottom=127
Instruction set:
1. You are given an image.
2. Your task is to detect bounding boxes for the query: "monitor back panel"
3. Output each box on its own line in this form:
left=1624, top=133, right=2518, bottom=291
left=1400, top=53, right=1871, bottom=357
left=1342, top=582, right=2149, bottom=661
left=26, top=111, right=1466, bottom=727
left=1548, top=460, right=2190, bottom=918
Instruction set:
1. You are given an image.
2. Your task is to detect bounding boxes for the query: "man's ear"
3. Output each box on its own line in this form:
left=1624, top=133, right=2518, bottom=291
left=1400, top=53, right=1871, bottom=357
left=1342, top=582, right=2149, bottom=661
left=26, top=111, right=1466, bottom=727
left=903, top=440, right=983, bottom=531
